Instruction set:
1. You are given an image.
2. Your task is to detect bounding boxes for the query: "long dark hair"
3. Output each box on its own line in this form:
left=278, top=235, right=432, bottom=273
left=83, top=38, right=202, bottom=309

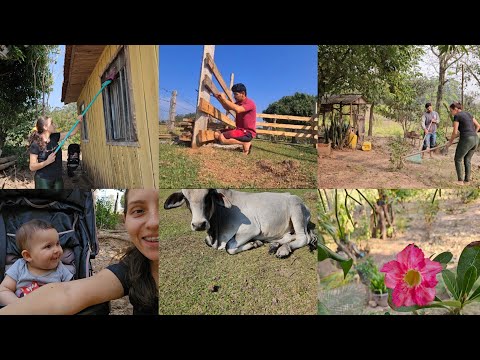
left=27, top=116, right=50, bottom=151
left=120, top=189, right=157, bottom=309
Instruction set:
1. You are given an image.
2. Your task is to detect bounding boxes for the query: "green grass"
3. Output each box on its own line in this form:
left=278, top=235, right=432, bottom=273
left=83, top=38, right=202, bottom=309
left=368, top=116, right=404, bottom=137
left=159, top=139, right=317, bottom=188
left=159, top=189, right=318, bottom=314
left=159, top=143, right=202, bottom=188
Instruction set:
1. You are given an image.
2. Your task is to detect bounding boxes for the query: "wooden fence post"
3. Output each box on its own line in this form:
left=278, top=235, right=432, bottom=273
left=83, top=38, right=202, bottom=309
left=192, top=45, right=215, bottom=149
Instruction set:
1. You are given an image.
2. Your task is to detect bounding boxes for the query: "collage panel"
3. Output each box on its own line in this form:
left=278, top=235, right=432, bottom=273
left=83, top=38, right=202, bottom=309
left=159, top=45, right=318, bottom=189
left=317, top=188, right=480, bottom=315
left=317, top=45, right=480, bottom=188
left=159, top=188, right=318, bottom=314
left=0, top=45, right=158, bottom=190
left=0, top=45, right=160, bottom=315
left=0, top=189, right=159, bottom=315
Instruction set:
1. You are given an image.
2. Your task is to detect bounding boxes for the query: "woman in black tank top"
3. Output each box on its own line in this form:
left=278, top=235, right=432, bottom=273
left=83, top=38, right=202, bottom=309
left=447, top=102, right=480, bottom=185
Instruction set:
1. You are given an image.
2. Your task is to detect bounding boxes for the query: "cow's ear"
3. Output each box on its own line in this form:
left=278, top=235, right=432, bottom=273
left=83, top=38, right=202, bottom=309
left=214, top=193, right=232, bottom=209
left=164, top=192, right=186, bottom=209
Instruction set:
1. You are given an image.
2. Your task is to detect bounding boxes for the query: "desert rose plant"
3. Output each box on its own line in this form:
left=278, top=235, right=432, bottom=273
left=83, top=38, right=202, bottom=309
left=381, top=242, right=480, bottom=314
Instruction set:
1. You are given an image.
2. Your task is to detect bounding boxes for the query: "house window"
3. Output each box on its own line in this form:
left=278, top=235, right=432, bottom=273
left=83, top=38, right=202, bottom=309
left=101, top=47, right=137, bottom=143
left=79, top=103, right=89, bottom=141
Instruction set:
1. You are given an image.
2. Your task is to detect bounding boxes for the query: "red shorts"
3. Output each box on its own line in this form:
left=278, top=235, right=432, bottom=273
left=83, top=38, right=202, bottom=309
left=221, top=129, right=253, bottom=142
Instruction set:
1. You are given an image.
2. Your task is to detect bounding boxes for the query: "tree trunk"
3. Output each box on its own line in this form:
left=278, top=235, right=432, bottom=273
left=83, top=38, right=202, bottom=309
left=436, top=56, right=446, bottom=113
left=114, top=191, right=120, bottom=213
left=368, top=102, right=375, bottom=136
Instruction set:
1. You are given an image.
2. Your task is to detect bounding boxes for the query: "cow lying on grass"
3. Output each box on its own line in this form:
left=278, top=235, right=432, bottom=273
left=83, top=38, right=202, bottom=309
left=164, top=189, right=317, bottom=258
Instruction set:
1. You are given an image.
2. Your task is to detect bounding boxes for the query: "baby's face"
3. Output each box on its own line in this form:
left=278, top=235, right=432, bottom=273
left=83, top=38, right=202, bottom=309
left=26, top=229, right=63, bottom=270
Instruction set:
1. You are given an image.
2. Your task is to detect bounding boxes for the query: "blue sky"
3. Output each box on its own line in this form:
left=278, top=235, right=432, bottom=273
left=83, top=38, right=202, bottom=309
left=49, top=45, right=66, bottom=109
left=159, top=45, right=317, bottom=120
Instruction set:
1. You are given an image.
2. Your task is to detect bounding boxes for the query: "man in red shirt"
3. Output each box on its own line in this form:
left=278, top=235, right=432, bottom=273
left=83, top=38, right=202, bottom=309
left=214, top=83, right=257, bottom=155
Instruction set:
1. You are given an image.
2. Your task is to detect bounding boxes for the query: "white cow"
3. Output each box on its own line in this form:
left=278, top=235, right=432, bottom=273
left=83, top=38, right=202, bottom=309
left=164, top=189, right=317, bottom=258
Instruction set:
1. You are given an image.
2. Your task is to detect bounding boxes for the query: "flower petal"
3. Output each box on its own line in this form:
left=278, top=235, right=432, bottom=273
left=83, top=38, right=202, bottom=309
left=397, top=244, right=425, bottom=269
left=381, top=260, right=406, bottom=288
left=419, top=259, right=443, bottom=287
left=413, top=284, right=436, bottom=305
left=392, top=282, right=416, bottom=307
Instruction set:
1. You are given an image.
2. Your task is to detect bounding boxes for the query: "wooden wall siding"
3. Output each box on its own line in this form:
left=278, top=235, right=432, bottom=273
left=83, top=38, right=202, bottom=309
left=77, top=45, right=158, bottom=188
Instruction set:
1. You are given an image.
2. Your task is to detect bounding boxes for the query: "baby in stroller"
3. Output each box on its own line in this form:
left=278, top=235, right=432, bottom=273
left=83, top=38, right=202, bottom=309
left=0, top=219, right=73, bottom=305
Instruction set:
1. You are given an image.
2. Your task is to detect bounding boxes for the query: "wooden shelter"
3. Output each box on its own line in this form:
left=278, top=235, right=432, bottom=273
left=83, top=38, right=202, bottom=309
left=62, top=45, right=158, bottom=188
left=319, top=94, right=369, bottom=143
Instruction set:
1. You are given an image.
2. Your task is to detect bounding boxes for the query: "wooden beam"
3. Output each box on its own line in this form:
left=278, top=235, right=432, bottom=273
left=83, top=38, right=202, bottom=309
left=205, top=53, right=234, bottom=102
left=256, top=121, right=317, bottom=130
left=257, top=113, right=312, bottom=122
left=198, top=98, right=236, bottom=128
left=193, top=45, right=215, bottom=148
left=256, top=129, right=318, bottom=138
left=198, top=129, right=216, bottom=143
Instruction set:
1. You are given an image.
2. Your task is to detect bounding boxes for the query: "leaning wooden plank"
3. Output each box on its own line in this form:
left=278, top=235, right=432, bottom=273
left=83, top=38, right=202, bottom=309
left=0, top=160, right=16, bottom=170
left=203, top=76, right=236, bottom=119
left=257, top=113, right=312, bottom=122
left=205, top=53, right=233, bottom=102
left=198, top=98, right=236, bottom=128
left=256, top=129, right=318, bottom=138
left=256, top=121, right=318, bottom=130
left=203, top=76, right=219, bottom=96
left=0, top=155, right=16, bottom=164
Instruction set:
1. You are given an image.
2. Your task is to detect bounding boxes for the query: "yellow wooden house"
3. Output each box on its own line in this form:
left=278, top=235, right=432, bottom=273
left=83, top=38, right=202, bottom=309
left=61, top=45, right=158, bottom=188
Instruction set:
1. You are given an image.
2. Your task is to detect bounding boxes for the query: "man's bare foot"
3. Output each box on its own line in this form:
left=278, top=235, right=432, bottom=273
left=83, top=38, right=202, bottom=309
left=456, top=180, right=465, bottom=186
left=243, top=142, right=252, bottom=155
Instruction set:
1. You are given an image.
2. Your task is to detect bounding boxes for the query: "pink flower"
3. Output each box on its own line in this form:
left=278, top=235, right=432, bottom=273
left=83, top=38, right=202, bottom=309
left=380, top=244, right=443, bottom=307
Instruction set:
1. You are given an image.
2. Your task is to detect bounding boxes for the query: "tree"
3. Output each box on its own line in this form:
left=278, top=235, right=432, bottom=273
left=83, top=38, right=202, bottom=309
left=431, top=45, right=466, bottom=113
left=0, top=45, right=57, bottom=151
left=318, top=45, right=423, bottom=136
left=49, top=103, right=80, bottom=145
left=263, top=92, right=316, bottom=116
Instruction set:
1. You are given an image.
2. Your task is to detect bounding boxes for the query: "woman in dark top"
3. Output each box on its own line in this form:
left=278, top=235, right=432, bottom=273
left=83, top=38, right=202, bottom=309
left=28, top=115, right=83, bottom=189
left=447, top=102, right=480, bottom=185
left=0, top=189, right=159, bottom=315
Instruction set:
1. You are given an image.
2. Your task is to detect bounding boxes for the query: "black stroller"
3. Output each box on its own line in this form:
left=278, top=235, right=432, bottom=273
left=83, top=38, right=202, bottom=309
left=67, top=144, right=81, bottom=177
left=0, top=190, right=110, bottom=314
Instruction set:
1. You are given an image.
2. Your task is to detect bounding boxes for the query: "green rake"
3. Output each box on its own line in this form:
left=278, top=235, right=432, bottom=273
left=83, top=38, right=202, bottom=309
left=404, top=140, right=458, bottom=164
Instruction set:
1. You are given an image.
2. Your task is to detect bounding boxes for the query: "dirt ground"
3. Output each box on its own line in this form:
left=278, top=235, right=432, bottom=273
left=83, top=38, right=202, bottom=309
left=0, top=150, right=92, bottom=189
left=91, top=230, right=134, bottom=315
left=318, top=136, right=480, bottom=188
left=318, top=196, right=480, bottom=315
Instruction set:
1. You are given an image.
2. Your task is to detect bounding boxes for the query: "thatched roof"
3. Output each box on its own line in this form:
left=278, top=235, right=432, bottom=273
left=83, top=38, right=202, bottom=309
left=320, top=94, right=369, bottom=105
left=61, top=45, right=106, bottom=104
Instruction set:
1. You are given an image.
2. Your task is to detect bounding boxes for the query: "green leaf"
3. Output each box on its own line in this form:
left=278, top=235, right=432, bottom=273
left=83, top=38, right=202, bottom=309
left=457, top=242, right=480, bottom=285
left=467, top=285, right=480, bottom=302
left=442, top=269, right=458, bottom=300
left=317, top=243, right=353, bottom=279
left=433, top=252, right=453, bottom=269
left=460, top=266, right=477, bottom=298
left=340, top=258, right=354, bottom=279
left=318, top=301, right=330, bottom=315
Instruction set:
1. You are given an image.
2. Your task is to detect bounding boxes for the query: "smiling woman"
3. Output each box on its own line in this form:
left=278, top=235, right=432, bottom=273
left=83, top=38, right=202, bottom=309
left=0, top=189, right=159, bottom=315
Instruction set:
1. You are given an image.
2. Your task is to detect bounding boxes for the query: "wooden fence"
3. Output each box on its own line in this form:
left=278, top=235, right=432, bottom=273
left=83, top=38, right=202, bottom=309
left=193, top=45, right=318, bottom=147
